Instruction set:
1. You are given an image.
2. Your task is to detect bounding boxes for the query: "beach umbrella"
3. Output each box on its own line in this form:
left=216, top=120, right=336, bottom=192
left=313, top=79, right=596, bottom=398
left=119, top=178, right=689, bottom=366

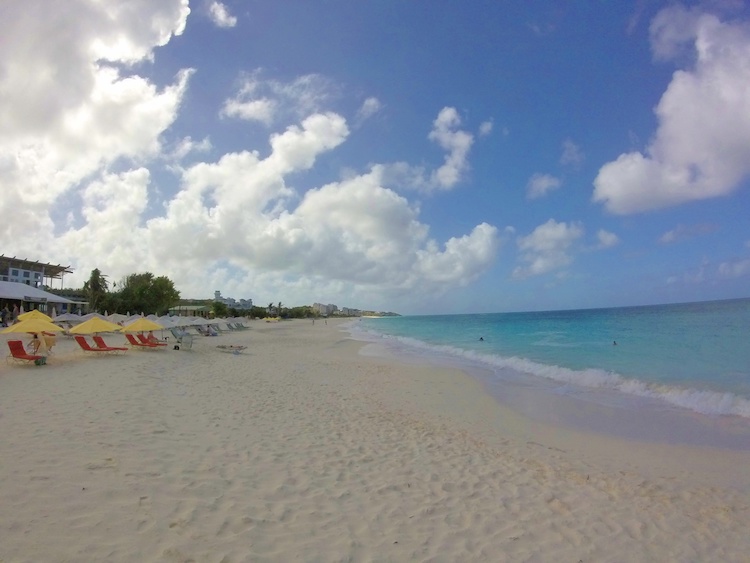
left=69, top=317, right=123, bottom=334
left=54, top=312, right=85, bottom=323
left=107, top=313, right=128, bottom=323
left=1, top=318, right=64, bottom=334
left=121, top=318, right=164, bottom=332
left=18, top=309, right=53, bottom=322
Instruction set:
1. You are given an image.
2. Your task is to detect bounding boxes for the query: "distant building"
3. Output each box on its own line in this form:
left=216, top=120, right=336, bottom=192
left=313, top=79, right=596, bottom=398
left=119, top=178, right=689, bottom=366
left=339, top=307, right=362, bottom=317
left=312, top=302, right=338, bottom=316
left=0, top=255, right=73, bottom=289
left=168, top=304, right=212, bottom=318
left=214, top=290, right=253, bottom=311
left=311, top=303, right=362, bottom=316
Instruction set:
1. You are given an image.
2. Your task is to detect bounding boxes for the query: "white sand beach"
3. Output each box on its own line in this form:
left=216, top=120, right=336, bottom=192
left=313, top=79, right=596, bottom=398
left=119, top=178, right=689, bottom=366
left=1, top=320, right=749, bottom=562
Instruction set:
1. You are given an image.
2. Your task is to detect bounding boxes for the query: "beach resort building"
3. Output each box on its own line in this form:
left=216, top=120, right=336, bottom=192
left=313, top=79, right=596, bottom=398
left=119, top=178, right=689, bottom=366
left=311, top=303, right=362, bottom=317
left=214, top=291, right=253, bottom=311
left=0, top=256, right=79, bottom=318
left=312, top=303, right=337, bottom=316
left=0, top=255, right=73, bottom=289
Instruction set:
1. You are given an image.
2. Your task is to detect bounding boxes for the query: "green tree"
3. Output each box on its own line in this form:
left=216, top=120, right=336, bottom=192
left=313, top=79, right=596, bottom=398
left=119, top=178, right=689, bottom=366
left=150, top=276, right=181, bottom=315
left=83, top=268, right=109, bottom=312
left=117, top=272, right=180, bottom=315
left=250, top=306, right=266, bottom=318
left=212, top=301, right=229, bottom=318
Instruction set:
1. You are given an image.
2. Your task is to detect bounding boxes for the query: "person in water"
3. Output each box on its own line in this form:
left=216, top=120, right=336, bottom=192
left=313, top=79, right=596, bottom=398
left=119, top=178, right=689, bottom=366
left=479, top=337, right=484, bottom=341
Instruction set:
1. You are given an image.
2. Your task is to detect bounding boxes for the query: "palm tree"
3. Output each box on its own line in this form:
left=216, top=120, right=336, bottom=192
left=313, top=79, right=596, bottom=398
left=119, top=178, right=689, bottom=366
left=277, top=302, right=283, bottom=317
left=83, top=268, right=109, bottom=312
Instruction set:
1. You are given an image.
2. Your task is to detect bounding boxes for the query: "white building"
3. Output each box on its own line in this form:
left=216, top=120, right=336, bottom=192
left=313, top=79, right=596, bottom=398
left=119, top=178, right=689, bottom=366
left=214, top=290, right=253, bottom=310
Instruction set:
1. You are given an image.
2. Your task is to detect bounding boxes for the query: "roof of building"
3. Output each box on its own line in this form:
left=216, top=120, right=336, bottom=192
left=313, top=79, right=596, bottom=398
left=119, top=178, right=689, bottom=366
left=0, top=281, right=75, bottom=303
left=0, top=255, right=73, bottom=279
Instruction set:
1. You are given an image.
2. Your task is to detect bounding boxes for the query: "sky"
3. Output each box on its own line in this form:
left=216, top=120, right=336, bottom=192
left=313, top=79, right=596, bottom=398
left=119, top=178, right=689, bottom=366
left=1, top=0, right=750, bottom=315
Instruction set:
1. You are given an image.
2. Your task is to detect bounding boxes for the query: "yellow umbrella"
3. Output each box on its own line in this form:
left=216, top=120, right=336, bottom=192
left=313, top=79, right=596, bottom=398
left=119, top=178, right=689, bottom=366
left=2, top=318, right=64, bottom=334
left=18, top=309, right=53, bottom=322
left=121, top=318, right=164, bottom=332
left=69, top=317, right=124, bottom=334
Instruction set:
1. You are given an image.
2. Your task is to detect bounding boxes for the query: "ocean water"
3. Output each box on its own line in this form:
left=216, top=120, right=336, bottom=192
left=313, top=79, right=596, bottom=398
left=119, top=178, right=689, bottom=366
left=351, top=298, right=750, bottom=422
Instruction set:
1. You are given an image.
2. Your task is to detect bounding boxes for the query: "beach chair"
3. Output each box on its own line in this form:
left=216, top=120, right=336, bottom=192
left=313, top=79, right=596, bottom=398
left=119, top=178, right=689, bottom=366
left=125, top=333, right=160, bottom=349
left=138, top=333, right=167, bottom=347
left=170, top=327, right=193, bottom=350
left=93, top=336, right=128, bottom=354
left=75, top=335, right=118, bottom=355
left=6, top=339, right=45, bottom=365
left=196, top=326, right=215, bottom=336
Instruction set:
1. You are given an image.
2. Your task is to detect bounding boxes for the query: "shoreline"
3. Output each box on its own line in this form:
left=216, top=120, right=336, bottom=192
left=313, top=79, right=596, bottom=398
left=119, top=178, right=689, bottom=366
left=1, top=319, right=749, bottom=561
left=349, top=320, right=750, bottom=453
left=343, top=321, right=750, bottom=489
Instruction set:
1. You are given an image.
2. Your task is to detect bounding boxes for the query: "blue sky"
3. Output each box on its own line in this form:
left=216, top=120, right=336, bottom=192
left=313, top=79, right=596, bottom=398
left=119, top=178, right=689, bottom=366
left=1, top=0, right=749, bottom=314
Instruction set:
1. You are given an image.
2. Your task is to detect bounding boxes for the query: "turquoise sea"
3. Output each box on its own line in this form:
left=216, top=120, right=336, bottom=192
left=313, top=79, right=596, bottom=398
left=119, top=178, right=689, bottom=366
left=350, top=298, right=750, bottom=441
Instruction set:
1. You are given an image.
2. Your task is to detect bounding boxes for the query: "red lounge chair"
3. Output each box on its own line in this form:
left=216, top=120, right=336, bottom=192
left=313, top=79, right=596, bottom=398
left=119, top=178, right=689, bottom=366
left=125, top=333, right=160, bottom=349
left=75, top=335, right=118, bottom=354
left=7, top=339, right=45, bottom=365
left=139, top=333, right=167, bottom=347
left=93, top=336, right=128, bottom=354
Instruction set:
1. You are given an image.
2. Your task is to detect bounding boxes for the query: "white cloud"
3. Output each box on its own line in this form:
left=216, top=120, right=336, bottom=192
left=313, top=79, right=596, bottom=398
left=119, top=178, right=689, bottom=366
left=659, top=223, right=717, bottom=244
left=526, top=173, right=562, bottom=199
left=355, top=97, right=382, bottom=123
left=222, top=97, right=277, bottom=124
left=370, top=107, right=476, bottom=194
left=170, top=136, right=213, bottom=161
left=513, top=219, right=584, bottom=279
left=0, top=3, right=500, bottom=310
left=479, top=120, right=493, bottom=136
left=208, top=1, right=237, bottom=28
left=593, top=5, right=750, bottom=214
left=221, top=71, right=335, bottom=125
left=560, top=138, right=584, bottom=167
left=428, top=107, right=474, bottom=190
left=143, top=112, right=498, bottom=298
left=0, top=0, right=191, bottom=249
left=718, top=258, right=750, bottom=279
left=370, top=162, right=430, bottom=192
left=595, top=229, right=619, bottom=249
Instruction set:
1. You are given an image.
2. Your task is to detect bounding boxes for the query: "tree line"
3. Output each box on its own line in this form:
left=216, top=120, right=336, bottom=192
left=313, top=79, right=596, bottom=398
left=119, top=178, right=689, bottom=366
left=62, top=270, right=319, bottom=319
left=81, top=268, right=180, bottom=316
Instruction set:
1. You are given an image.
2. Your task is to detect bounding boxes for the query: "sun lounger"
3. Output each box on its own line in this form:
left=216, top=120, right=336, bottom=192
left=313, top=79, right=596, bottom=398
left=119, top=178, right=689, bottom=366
left=216, top=345, right=247, bottom=354
left=92, top=336, right=128, bottom=354
left=196, top=326, right=217, bottom=336
left=75, top=335, right=123, bottom=355
left=6, top=339, right=45, bottom=365
left=138, top=333, right=167, bottom=347
left=125, top=333, right=160, bottom=349
left=170, top=328, right=193, bottom=350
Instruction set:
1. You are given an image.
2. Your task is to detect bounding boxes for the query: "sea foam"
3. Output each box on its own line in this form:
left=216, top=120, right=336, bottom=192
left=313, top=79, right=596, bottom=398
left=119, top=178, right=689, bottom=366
left=351, top=325, right=750, bottom=419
